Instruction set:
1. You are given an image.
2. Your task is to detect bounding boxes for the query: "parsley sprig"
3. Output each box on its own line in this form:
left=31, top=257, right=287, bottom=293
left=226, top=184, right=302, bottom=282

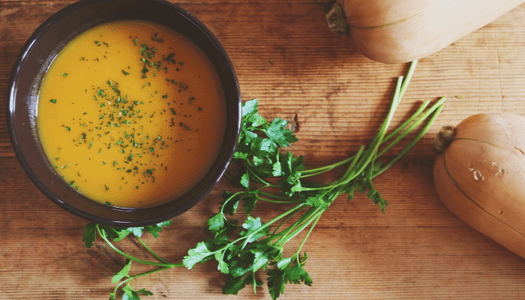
left=83, top=60, right=446, bottom=299
left=83, top=221, right=178, bottom=300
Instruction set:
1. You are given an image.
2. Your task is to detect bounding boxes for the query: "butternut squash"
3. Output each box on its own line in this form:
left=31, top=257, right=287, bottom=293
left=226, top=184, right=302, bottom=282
left=433, top=113, right=525, bottom=259
left=326, top=0, right=525, bottom=63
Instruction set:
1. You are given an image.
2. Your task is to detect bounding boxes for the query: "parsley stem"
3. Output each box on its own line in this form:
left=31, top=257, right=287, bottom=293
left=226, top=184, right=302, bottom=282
left=392, top=74, right=404, bottom=107
left=258, top=191, right=301, bottom=201
left=247, top=165, right=273, bottom=186
left=96, top=225, right=182, bottom=268
left=395, top=60, right=418, bottom=104
left=240, top=203, right=307, bottom=250
left=374, top=102, right=444, bottom=178
left=220, top=191, right=245, bottom=216
left=213, top=203, right=308, bottom=256
left=298, top=160, right=348, bottom=178
left=275, top=207, right=324, bottom=247
left=381, top=99, right=430, bottom=144
left=269, top=206, right=318, bottom=245
left=350, top=76, right=401, bottom=175
left=299, top=144, right=364, bottom=181
left=137, top=236, right=172, bottom=264
left=243, top=159, right=282, bottom=188
left=270, top=204, right=307, bottom=236
left=112, top=265, right=172, bottom=296
left=293, top=210, right=323, bottom=261
left=295, top=146, right=364, bottom=192
left=376, top=97, right=446, bottom=159
left=337, top=144, right=365, bottom=185
left=300, top=83, right=403, bottom=191
left=299, top=60, right=418, bottom=179
left=300, top=95, right=440, bottom=188
left=313, top=76, right=417, bottom=189
left=257, top=196, right=302, bottom=204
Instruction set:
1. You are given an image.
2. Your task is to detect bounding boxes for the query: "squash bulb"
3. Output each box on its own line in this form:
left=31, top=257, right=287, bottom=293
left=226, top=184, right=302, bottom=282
left=326, top=0, right=525, bottom=63
left=433, top=112, right=525, bottom=259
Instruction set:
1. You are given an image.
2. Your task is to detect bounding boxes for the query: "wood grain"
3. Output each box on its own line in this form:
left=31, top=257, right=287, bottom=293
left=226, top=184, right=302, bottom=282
left=1, top=1, right=525, bottom=299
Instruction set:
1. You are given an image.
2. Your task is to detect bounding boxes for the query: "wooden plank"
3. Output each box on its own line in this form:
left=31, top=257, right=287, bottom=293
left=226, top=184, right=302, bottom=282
left=1, top=1, right=525, bottom=299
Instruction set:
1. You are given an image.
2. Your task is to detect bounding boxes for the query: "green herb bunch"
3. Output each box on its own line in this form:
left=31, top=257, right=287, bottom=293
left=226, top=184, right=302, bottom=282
left=83, top=60, right=446, bottom=300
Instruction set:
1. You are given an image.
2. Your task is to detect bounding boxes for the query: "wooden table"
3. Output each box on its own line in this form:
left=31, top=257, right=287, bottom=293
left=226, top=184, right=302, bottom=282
left=2, top=1, right=525, bottom=299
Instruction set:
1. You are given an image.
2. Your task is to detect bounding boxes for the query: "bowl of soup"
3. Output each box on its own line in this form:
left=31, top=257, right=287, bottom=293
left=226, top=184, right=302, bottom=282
left=7, top=0, right=241, bottom=227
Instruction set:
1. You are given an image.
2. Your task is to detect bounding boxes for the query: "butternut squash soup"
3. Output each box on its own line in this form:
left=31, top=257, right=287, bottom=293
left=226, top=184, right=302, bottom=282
left=37, top=20, right=226, bottom=208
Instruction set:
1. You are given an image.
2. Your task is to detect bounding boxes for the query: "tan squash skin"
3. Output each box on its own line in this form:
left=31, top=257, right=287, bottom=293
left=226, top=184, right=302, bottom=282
left=331, top=0, right=525, bottom=63
left=433, top=113, right=525, bottom=259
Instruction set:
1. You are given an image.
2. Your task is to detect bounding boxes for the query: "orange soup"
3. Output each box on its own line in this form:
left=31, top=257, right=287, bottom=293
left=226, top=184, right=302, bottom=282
left=37, top=20, right=226, bottom=208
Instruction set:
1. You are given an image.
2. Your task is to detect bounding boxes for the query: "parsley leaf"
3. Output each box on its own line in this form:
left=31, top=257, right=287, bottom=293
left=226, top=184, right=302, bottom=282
left=112, top=259, right=132, bottom=284
left=223, top=274, right=250, bottom=295
left=267, top=269, right=286, bottom=299
left=122, top=284, right=153, bottom=300
left=265, top=118, right=298, bottom=147
left=240, top=216, right=269, bottom=243
left=208, top=213, right=225, bottom=233
left=241, top=98, right=259, bottom=117
left=242, top=192, right=258, bottom=215
left=183, top=241, right=214, bottom=269
left=83, top=223, right=97, bottom=248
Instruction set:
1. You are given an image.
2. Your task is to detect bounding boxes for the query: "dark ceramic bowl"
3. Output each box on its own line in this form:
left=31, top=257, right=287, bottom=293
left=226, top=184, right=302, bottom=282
left=7, top=0, right=241, bottom=227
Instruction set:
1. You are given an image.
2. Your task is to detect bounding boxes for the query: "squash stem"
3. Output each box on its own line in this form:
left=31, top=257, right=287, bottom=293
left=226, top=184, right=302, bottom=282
left=431, top=125, right=456, bottom=154
left=326, top=2, right=349, bottom=36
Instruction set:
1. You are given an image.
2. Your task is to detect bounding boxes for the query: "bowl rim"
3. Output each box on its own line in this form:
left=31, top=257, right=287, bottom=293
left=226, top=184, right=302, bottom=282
left=7, top=0, right=241, bottom=227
